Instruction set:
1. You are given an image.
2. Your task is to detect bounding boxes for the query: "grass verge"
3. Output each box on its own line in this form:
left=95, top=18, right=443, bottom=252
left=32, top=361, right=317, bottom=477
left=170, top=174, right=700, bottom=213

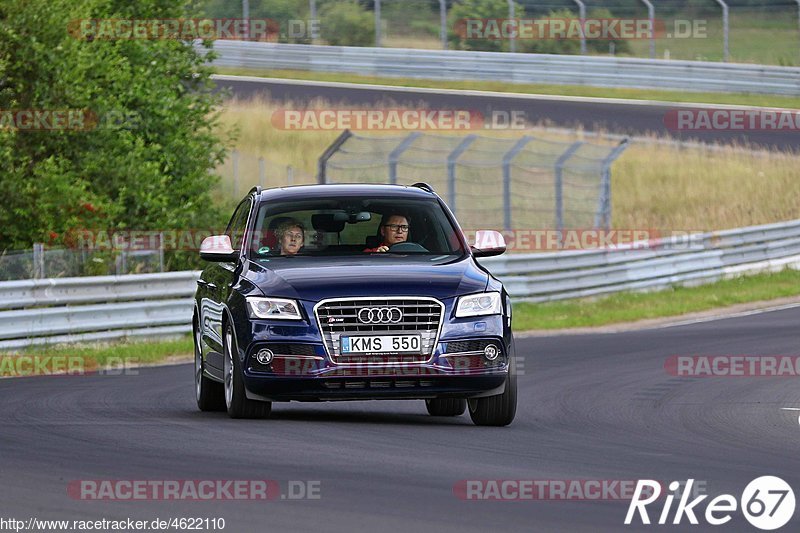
left=512, top=268, right=800, bottom=330
left=216, top=98, right=800, bottom=231
left=215, top=67, right=800, bottom=110
left=0, top=336, right=193, bottom=377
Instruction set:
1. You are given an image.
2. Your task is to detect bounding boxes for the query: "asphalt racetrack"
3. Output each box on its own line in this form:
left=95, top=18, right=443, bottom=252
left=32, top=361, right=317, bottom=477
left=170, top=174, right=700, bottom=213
left=2, top=306, right=799, bottom=532
left=214, top=75, right=800, bottom=151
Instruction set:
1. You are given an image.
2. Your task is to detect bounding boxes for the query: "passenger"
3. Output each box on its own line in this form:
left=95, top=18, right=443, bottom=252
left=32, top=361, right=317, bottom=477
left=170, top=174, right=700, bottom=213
left=276, top=219, right=305, bottom=256
left=364, top=214, right=409, bottom=253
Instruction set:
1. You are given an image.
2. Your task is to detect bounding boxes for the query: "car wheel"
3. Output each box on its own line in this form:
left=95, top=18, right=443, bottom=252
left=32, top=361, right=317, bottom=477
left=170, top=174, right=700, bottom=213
left=425, top=398, right=466, bottom=416
left=468, top=360, right=517, bottom=427
left=195, top=320, right=225, bottom=411
left=224, top=323, right=271, bottom=419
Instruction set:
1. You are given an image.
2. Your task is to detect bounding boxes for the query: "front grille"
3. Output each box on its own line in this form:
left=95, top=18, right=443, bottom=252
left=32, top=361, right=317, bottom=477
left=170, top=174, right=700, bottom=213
left=315, top=297, right=444, bottom=364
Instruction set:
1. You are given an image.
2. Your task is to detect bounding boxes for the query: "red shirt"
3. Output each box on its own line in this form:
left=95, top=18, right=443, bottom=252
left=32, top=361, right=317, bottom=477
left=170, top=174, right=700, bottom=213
left=363, top=242, right=389, bottom=253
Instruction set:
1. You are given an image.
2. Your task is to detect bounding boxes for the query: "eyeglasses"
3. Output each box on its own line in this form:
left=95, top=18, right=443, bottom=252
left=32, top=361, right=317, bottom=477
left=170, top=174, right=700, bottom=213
left=383, top=224, right=410, bottom=233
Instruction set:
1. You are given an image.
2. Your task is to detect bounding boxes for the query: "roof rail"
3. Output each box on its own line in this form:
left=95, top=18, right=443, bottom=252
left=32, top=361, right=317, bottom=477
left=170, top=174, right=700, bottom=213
left=411, top=182, right=435, bottom=193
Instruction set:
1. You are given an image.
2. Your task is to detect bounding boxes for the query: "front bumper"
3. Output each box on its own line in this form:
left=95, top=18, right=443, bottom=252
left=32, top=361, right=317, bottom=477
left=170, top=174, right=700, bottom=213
left=235, top=299, right=513, bottom=402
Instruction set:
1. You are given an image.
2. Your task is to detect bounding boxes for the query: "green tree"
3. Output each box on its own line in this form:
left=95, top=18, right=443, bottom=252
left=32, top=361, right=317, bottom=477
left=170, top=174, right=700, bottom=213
left=0, top=0, right=229, bottom=258
left=448, top=0, right=524, bottom=52
left=319, top=1, right=375, bottom=46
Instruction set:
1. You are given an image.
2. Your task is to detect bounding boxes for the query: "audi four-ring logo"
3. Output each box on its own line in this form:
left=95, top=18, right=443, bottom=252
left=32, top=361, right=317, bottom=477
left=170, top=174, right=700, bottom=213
left=357, top=307, right=403, bottom=324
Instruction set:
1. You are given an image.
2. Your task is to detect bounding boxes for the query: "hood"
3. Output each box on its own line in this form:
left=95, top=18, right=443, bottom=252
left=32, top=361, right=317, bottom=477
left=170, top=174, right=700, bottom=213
left=244, top=256, right=489, bottom=302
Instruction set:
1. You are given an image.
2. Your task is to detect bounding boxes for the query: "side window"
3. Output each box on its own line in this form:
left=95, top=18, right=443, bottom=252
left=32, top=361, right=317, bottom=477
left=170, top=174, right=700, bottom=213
left=226, top=198, right=252, bottom=251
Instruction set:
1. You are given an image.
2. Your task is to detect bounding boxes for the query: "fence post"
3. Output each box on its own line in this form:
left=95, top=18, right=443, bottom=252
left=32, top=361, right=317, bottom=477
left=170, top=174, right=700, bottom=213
left=388, top=132, right=421, bottom=184
left=232, top=149, right=240, bottom=198
left=317, top=129, right=353, bottom=183
left=714, top=0, right=729, bottom=61
left=375, top=0, right=382, bottom=47
left=32, top=243, right=45, bottom=279
left=309, top=0, right=318, bottom=43
left=640, top=0, right=655, bottom=59
left=446, top=135, right=477, bottom=215
left=501, top=136, right=534, bottom=231
left=242, top=0, right=249, bottom=40
left=796, top=1, right=800, bottom=56
left=572, top=0, right=587, bottom=55
left=159, top=232, right=165, bottom=272
left=595, top=139, right=629, bottom=229
left=287, top=165, right=294, bottom=185
left=439, top=0, right=448, bottom=49
left=507, top=0, right=516, bottom=53
left=258, top=157, right=266, bottom=188
left=554, top=141, right=584, bottom=243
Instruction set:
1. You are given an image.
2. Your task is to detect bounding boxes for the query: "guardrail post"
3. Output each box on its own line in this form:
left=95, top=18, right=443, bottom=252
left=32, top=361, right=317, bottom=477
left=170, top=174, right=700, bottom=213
left=375, top=0, right=382, bottom=47
left=388, top=132, right=421, bottom=184
left=640, top=0, right=655, bottom=59
left=287, top=165, right=294, bottom=185
left=502, top=136, right=534, bottom=231
left=258, top=156, right=266, bottom=188
left=714, top=0, right=729, bottom=61
left=572, top=0, right=587, bottom=55
left=159, top=232, right=165, bottom=272
left=439, top=0, right=448, bottom=49
left=317, top=129, right=353, bottom=183
left=554, top=142, right=584, bottom=243
left=507, top=0, right=516, bottom=53
left=594, top=139, right=629, bottom=229
left=32, top=243, right=44, bottom=279
left=447, top=135, right=477, bottom=215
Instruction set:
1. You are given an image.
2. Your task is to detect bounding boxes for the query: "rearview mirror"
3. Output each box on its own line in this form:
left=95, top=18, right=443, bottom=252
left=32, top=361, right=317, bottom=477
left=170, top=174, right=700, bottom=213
left=471, top=230, right=506, bottom=258
left=199, top=235, right=239, bottom=262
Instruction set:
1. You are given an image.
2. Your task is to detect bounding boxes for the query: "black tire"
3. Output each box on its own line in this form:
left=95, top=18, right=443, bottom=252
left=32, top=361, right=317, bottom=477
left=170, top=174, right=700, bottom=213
left=195, top=319, right=225, bottom=412
left=468, top=360, right=517, bottom=426
left=224, top=323, right=271, bottom=419
left=425, top=398, right=466, bottom=416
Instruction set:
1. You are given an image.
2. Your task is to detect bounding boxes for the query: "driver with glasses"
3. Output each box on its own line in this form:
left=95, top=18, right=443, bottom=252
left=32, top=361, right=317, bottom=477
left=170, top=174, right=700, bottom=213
left=363, top=213, right=410, bottom=253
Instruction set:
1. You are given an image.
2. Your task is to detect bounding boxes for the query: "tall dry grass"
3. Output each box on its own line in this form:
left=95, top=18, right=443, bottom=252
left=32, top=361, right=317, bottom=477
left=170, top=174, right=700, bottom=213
left=215, top=98, right=800, bottom=231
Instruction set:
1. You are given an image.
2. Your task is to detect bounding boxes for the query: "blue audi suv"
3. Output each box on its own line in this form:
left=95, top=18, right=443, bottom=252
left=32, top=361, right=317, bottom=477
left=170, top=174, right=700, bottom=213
left=193, top=183, right=516, bottom=426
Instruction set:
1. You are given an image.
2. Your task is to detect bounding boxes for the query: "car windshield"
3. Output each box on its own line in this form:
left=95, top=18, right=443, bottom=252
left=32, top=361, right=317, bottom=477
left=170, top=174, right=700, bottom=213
left=248, top=195, right=466, bottom=259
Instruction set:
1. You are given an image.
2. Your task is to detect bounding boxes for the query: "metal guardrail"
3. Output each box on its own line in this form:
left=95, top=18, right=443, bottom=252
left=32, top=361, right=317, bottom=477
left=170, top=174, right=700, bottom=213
left=2, top=218, right=800, bottom=348
left=0, top=272, right=200, bottom=349
left=204, top=41, right=800, bottom=96
left=480, top=219, right=800, bottom=302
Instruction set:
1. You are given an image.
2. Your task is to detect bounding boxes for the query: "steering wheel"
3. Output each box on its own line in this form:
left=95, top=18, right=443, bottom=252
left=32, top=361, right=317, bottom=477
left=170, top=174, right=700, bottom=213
left=388, top=242, right=429, bottom=253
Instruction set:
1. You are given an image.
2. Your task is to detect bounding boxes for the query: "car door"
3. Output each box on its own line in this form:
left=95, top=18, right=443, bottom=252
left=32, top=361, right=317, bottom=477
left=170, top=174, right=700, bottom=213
left=199, top=195, right=253, bottom=377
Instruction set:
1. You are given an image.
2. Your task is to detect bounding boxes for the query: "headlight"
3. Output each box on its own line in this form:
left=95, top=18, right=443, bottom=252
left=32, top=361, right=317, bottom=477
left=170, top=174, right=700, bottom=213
left=455, top=292, right=502, bottom=318
left=246, top=297, right=303, bottom=320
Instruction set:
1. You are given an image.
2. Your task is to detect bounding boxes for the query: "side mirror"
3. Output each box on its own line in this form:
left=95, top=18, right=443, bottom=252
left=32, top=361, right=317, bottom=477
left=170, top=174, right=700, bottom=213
left=199, top=235, right=239, bottom=262
left=471, top=230, right=506, bottom=258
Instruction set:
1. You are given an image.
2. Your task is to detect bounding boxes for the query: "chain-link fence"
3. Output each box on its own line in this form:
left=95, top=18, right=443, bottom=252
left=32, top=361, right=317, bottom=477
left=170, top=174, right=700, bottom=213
left=0, top=245, right=164, bottom=282
left=214, top=150, right=315, bottom=202
left=318, top=131, right=628, bottom=232
left=195, top=0, right=800, bottom=65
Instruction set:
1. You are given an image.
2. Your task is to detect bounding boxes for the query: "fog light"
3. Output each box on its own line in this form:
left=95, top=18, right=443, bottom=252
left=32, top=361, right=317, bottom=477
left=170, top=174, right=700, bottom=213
left=255, top=349, right=274, bottom=365
left=483, top=344, right=499, bottom=361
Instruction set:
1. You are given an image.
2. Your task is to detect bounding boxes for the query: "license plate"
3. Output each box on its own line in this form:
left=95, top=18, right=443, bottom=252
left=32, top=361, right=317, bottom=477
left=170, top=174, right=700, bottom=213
left=341, top=335, right=421, bottom=354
